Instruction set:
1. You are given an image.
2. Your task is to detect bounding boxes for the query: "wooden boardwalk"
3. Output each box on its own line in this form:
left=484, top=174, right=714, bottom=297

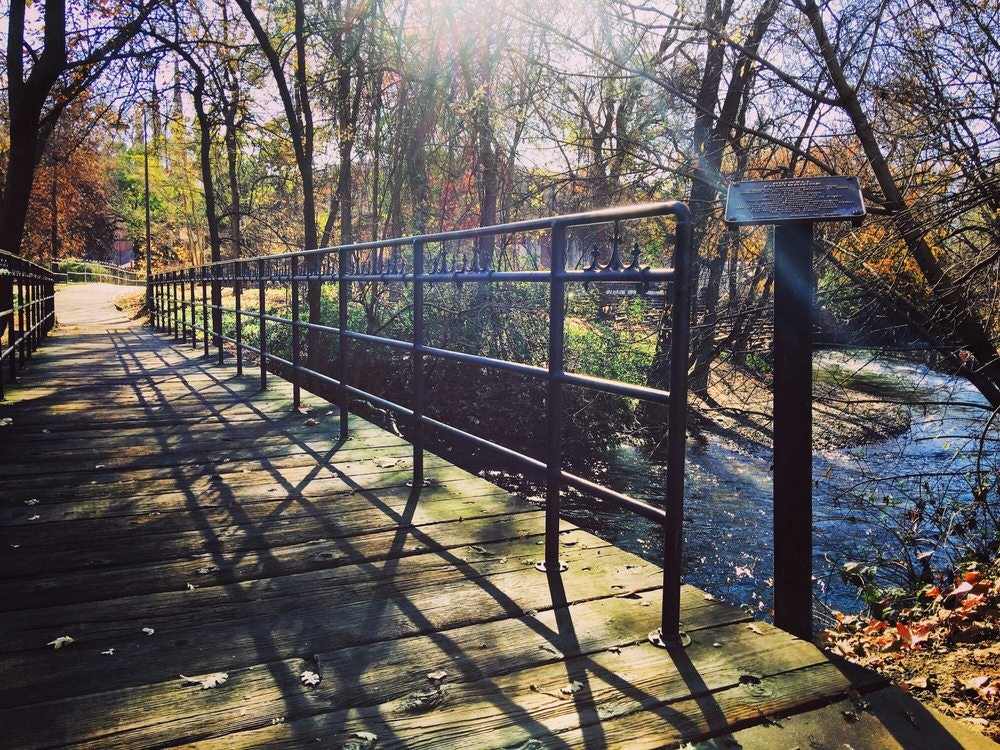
left=0, top=284, right=992, bottom=749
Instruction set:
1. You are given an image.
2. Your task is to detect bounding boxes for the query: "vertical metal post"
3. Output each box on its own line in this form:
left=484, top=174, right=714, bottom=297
left=291, top=255, right=301, bottom=409
left=412, top=241, right=425, bottom=486
left=543, top=222, right=567, bottom=574
left=772, top=221, right=815, bottom=640
left=201, top=266, right=209, bottom=358
left=258, top=258, right=267, bottom=390
left=4, top=273, right=14, bottom=387
left=29, top=277, right=37, bottom=354
left=235, top=261, right=243, bottom=377
left=659, top=207, right=693, bottom=647
left=189, top=270, right=197, bottom=348
left=171, top=272, right=178, bottom=340
left=213, top=263, right=223, bottom=364
left=180, top=268, right=187, bottom=342
left=16, top=273, right=25, bottom=367
left=338, top=248, right=349, bottom=440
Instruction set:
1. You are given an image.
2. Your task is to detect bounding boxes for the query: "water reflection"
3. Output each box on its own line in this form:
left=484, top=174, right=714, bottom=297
left=546, top=353, right=994, bottom=623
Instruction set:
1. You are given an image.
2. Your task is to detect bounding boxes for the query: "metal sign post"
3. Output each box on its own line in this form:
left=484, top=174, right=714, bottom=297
left=725, top=176, right=865, bottom=639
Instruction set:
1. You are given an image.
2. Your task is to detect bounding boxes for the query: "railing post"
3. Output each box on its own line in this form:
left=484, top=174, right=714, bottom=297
left=180, top=268, right=187, bottom=343
left=658, top=207, right=693, bottom=649
left=44, top=275, right=53, bottom=337
left=213, top=261, right=223, bottom=364
left=16, top=272, right=26, bottom=367
left=189, top=269, right=197, bottom=347
left=235, top=261, right=243, bottom=377
left=543, top=222, right=567, bottom=574
left=258, top=258, right=267, bottom=390
left=201, top=266, right=209, bottom=358
left=772, top=221, right=815, bottom=640
left=2, top=270, right=13, bottom=390
left=170, top=271, right=178, bottom=341
left=412, top=240, right=425, bottom=487
left=28, top=276, right=37, bottom=355
left=291, top=255, right=301, bottom=409
left=155, top=275, right=162, bottom=330
left=338, top=247, right=349, bottom=440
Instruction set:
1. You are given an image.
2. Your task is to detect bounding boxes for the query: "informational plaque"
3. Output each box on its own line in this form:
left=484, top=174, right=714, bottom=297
left=724, top=176, right=865, bottom=226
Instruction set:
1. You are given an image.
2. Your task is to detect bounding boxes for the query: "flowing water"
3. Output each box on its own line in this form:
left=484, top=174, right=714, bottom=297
left=552, top=353, right=995, bottom=621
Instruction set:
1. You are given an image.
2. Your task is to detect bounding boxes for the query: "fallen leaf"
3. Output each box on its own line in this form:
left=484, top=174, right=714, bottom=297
left=186, top=583, right=197, bottom=591
left=561, top=680, right=584, bottom=695
left=734, top=565, right=752, bottom=578
left=300, top=670, right=320, bottom=686
left=963, top=675, right=991, bottom=691
left=0, top=418, right=13, bottom=427
left=95, top=464, right=106, bottom=469
left=28, top=514, right=40, bottom=521
left=906, top=676, right=929, bottom=689
left=142, top=627, right=155, bottom=636
left=304, top=418, right=318, bottom=426
left=947, top=581, right=975, bottom=599
left=614, top=590, right=643, bottom=599
left=24, top=499, right=39, bottom=506
left=181, top=672, right=229, bottom=689
left=746, top=624, right=764, bottom=635
left=48, top=636, right=74, bottom=649
left=354, top=732, right=378, bottom=742
left=426, top=669, right=448, bottom=682
left=101, top=648, right=115, bottom=656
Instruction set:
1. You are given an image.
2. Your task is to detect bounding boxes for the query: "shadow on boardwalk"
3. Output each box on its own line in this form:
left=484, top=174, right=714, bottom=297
left=0, top=284, right=992, bottom=749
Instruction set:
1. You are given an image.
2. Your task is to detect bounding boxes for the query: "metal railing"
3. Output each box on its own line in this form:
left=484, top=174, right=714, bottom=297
left=55, top=264, right=141, bottom=286
left=150, top=202, right=693, bottom=645
left=0, top=251, right=56, bottom=400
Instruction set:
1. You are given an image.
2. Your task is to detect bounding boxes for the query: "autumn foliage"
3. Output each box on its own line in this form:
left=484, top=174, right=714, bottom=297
left=822, top=566, right=1000, bottom=736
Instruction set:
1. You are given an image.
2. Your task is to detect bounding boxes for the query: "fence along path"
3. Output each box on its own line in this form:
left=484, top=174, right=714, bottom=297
left=0, top=284, right=992, bottom=749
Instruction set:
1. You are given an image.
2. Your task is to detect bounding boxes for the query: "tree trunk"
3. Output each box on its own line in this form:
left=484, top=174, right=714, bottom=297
left=1, top=0, right=66, bottom=254
left=799, top=0, right=1000, bottom=407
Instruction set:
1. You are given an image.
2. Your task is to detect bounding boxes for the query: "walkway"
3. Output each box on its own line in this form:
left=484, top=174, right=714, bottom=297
left=0, top=284, right=992, bottom=748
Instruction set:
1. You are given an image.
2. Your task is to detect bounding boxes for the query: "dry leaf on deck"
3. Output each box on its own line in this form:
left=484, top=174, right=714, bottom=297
left=47, top=636, right=74, bottom=649
left=181, top=672, right=229, bottom=689
left=560, top=680, right=584, bottom=695
left=300, top=670, right=320, bottom=686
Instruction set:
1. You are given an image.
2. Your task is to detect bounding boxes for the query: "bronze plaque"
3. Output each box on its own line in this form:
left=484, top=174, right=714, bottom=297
left=724, top=176, right=865, bottom=226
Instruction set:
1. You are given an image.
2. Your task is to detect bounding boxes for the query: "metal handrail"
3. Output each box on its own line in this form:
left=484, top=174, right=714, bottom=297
left=55, top=266, right=142, bottom=286
left=150, top=202, right=693, bottom=645
left=0, top=250, right=56, bottom=400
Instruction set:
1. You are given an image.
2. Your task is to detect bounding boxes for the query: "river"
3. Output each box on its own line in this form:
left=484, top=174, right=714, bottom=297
left=547, top=353, right=996, bottom=623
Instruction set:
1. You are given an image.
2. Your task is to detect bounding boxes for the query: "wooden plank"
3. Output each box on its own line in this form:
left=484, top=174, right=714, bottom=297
left=708, top=686, right=999, bottom=749
left=167, top=619, right=830, bottom=749
left=0, top=531, right=659, bottom=705
left=0, top=588, right=746, bottom=750
left=0, top=484, right=528, bottom=609
left=3, top=285, right=980, bottom=750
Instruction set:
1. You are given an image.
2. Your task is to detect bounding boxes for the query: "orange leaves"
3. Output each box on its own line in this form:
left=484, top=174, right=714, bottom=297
left=821, top=570, right=1000, bottom=664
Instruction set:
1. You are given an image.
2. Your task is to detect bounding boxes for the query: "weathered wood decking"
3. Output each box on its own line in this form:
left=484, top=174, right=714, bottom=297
left=0, top=284, right=993, bottom=749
